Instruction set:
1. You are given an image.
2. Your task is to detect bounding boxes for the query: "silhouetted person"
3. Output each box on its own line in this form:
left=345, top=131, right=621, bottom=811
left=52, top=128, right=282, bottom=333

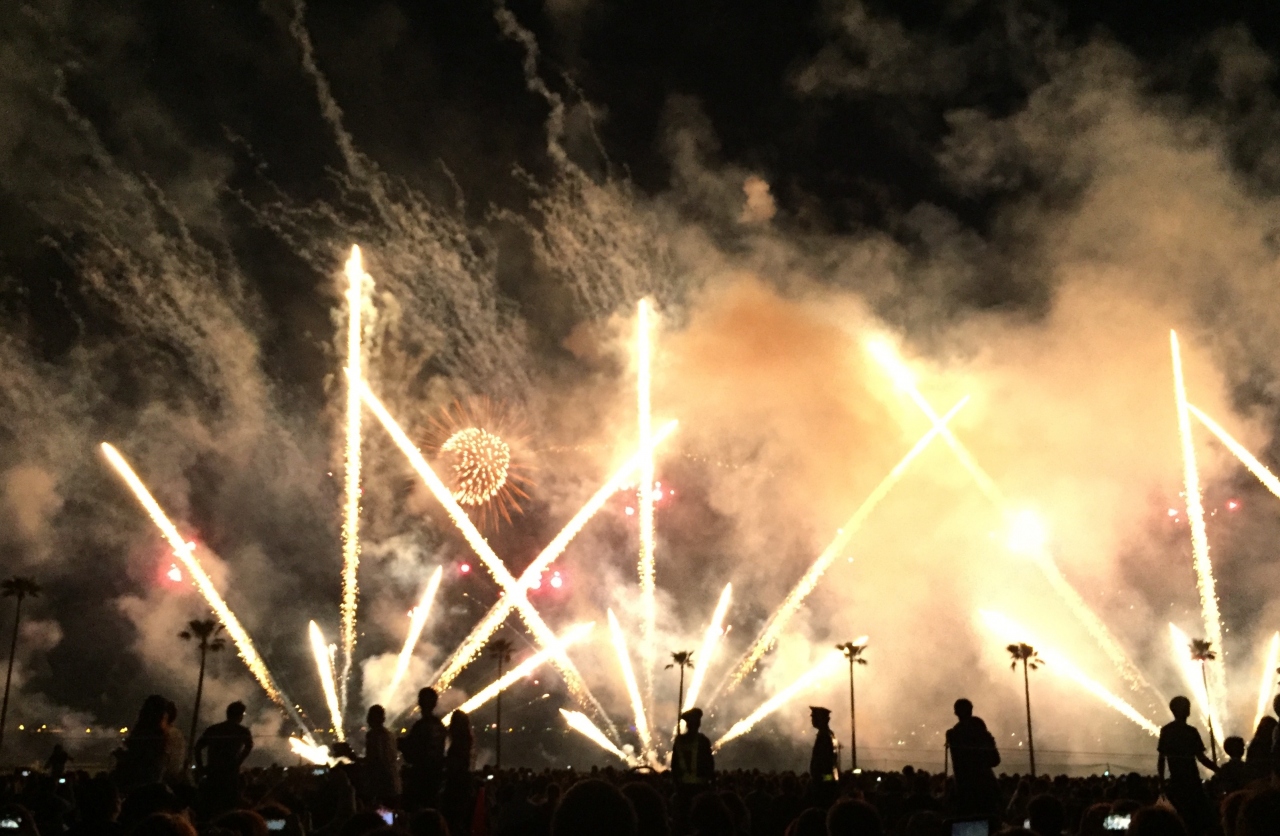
left=1245, top=716, right=1276, bottom=782
left=1236, top=787, right=1280, bottom=836
left=195, top=701, right=254, bottom=814
left=945, top=698, right=1000, bottom=817
left=115, top=695, right=171, bottom=791
left=621, top=783, right=669, bottom=836
left=363, top=705, right=400, bottom=803
left=44, top=745, right=70, bottom=779
left=161, top=700, right=186, bottom=786
left=442, top=709, right=474, bottom=836
left=1214, top=736, right=1249, bottom=796
left=399, top=687, right=446, bottom=811
left=1158, top=696, right=1217, bottom=836
left=1271, top=694, right=1280, bottom=780
left=808, top=706, right=839, bottom=803
left=826, top=799, right=883, bottom=836
left=1027, top=794, right=1064, bottom=836
left=672, top=708, right=715, bottom=789
left=1130, top=806, right=1188, bottom=836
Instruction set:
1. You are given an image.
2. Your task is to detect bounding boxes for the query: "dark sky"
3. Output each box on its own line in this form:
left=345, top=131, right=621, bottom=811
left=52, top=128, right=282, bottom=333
left=1, top=0, right=1279, bottom=768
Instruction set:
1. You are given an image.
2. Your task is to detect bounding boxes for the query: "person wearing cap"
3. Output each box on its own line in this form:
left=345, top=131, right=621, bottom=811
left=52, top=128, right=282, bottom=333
left=671, top=708, right=714, bottom=788
left=810, top=707, right=838, bottom=784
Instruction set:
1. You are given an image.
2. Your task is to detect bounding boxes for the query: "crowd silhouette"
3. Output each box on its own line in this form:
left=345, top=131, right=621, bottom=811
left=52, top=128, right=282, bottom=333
left=0, top=687, right=1275, bottom=836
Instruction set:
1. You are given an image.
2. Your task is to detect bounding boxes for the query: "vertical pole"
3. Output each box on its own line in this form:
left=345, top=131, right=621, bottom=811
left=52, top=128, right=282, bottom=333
left=188, top=643, right=207, bottom=768
left=0, top=595, right=24, bottom=754
left=849, top=658, right=858, bottom=772
left=495, top=655, right=504, bottom=770
left=1024, top=659, right=1036, bottom=776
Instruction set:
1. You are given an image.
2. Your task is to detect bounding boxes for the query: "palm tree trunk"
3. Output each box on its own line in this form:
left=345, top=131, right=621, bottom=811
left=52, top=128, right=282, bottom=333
left=1023, top=659, right=1036, bottom=776
left=849, top=659, right=858, bottom=772
left=495, top=656, right=504, bottom=770
left=188, top=644, right=208, bottom=768
left=677, top=667, right=685, bottom=740
left=0, top=595, right=24, bottom=754
left=1201, top=663, right=1217, bottom=762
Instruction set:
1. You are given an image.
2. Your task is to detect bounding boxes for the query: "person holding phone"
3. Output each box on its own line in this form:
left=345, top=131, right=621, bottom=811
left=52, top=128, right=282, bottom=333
left=1157, top=696, right=1217, bottom=836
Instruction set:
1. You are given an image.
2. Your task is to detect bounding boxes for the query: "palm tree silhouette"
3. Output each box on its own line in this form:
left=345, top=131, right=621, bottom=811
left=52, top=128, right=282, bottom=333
left=0, top=577, right=41, bottom=754
left=1007, top=642, right=1041, bottom=776
left=488, top=637, right=514, bottom=769
left=666, top=650, right=694, bottom=739
left=179, top=618, right=226, bottom=762
left=836, top=640, right=868, bottom=771
left=1189, top=638, right=1218, bottom=762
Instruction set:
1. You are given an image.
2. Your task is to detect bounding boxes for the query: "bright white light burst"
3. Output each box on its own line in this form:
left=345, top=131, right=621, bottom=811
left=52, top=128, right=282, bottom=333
left=442, top=427, right=512, bottom=505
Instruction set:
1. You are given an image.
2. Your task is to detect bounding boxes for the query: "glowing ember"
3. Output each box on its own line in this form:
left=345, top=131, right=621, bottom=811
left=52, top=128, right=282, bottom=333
left=166, top=564, right=183, bottom=583
left=442, top=427, right=512, bottom=506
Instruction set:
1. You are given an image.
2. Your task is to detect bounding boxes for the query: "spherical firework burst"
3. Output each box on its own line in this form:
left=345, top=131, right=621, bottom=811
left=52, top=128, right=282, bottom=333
left=442, top=427, right=512, bottom=505
left=423, top=397, right=532, bottom=528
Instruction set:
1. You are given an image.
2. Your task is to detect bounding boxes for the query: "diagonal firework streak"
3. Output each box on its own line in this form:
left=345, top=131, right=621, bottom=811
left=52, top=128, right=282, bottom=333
left=445, top=623, right=595, bottom=723
left=1188, top=404, right=1280, bottom=500
left=608, top=609, right=654, bottom=758
left=868, top=340, right=1159, bottom=700
left=358, top=380, right=620, bottom=740
left=100, top=443, right=314, bottom=742
left=713, top=397, right=969, bottom=700
left=431, top=420, right=678, bottom=692
left=383, top=566, right=444, bottom=709
left=683, top=583, right=732, bottom=713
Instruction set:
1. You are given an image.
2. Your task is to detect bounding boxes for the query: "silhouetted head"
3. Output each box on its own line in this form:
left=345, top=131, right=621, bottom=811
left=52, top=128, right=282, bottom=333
left=1224, top=736, right=1245, bottom=760
left=689, top=792, right=732, bottom=836
left=680, top=708, right=703, bottom=733
left=1236, top=788, right=1280, bottom=836
left=810, top=707, right=831, bottom=730
left=227, top=702, right=247, bottom=723
left=367, top=705, right=385, bottom=727
left=164, top=701, right=178, bottom=725
left=1130, top=806, right=1187, bottom=836
left=620, top=782, right=668, bottom=836
left=1028, top=794, right=1065, bottom=836
left=132, top=813, right=197, bottom=836
left=1169, top=696, right=1192, bottom=721
left=551, top=779, right=636, bottom=836
left=418, top=688, right=438, bottom=714
left=954, top=699, right=974, bottom=719
left=826, top=799, right=883, bottom=836
left=136, top=695, right=170, bottom=731
left=406, top=809, right=449, bottom=836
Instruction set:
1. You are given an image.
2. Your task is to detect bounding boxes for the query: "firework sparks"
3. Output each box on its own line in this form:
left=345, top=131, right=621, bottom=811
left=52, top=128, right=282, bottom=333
left=718, top=397, right=968, bottom=695
left=358, top=380, right=618, bottom=739
left=714, top=651, right=845, bottom=751
left=1170, top=332, right=1228, bottom=727
left=1005, top=511, right=1159, bottom=698
left=1253, top=632, right=1280, bottom=732
left=637, top=298, right=658, bottom=710
left=289, top=737, right=331, bottom=766
left=446, top=623, right=594, bottom=722
left=608, top=609, right=654, bottom=757
left=1167, top=623, right=1224, bottom=743
left=559, top=709, right=634, bottom=765
left=442, top=427, right=512, bottom=505
left=1188, top=404, right=1280, bottom=500
left=868, top=338, right=1156, bottom=700
left=430, top=420, right=677, bottom=691
left=341, top=245, right=367, bottom=714
left=100, top=443, right=314, bottom=741
left=309, top=621, right=345, bottom=741
left=683, top=584, right=732, bottom=712
left=980, top=611, right=1158, bottom=736
left=383, top=566, right=444, bottom=709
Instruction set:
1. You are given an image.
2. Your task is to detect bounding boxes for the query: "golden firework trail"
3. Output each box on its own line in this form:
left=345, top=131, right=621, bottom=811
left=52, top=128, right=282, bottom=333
left=340, top=245, right=368, bottom=714
left=1168, top=623, right=1224, bottom=743
left=100, top=443, right=314, bottom=742
left=559, top=709, right=633, bottom=765
left=309, top=621, right=345, bottom=742
left=717, top=397, right=969, bottom=695
left=383, top=566, right=444, bottom=709
left=869, top=338, right=1156, bottom=699
left=446, top=623, right=594, bottom=723
left=1253, top=631, right=1280, bottom=732
left=430, top=420, right=677, bottom=691
left=683, top=583, right=732, bottom=712
left=981, top=611, right=1159, bottom=736
left=289, top=736, right=331, bottom=766
left=358, top=380, right=619, bottom=739
left=1170, top=331, right=1228, bottom=726
left=608, top=609, right=654, bottom=758
left=1188, top=404, right=1280, bottom=500
left=714, top=650, right=845, bottom=751
left=637, top=298, right=658, bottom=709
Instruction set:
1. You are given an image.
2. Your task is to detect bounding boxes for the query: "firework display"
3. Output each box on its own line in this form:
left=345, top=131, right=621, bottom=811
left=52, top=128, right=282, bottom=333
left=383, top=566, right=444, bottom=709
left=340, top=245, right=367, bottom=715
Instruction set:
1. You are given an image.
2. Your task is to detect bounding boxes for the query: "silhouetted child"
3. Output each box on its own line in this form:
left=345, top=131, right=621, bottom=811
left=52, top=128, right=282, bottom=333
left=1214, top=736, right=1249, bottom=795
